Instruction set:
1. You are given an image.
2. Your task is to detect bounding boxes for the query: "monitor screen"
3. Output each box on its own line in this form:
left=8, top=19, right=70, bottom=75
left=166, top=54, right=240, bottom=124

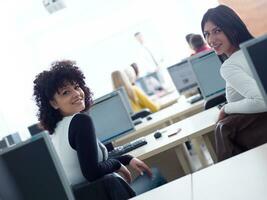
left=135, top=71, right=163, bottom=96
left=0, top=134, right=74, bottom=200
left=189, top=51, right=225, bottom=99
left=88, top=92, right=135, bottom=143
left=241, top=35, right=267, bottom=104
left=167, top=60, right=198, bottom=93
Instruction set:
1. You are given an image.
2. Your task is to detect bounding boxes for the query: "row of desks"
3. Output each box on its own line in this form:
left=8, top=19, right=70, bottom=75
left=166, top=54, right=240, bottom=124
left=119, top=91, right=266, bottom=199
left=113, top=93, right=218, bottom=178
left=115, top=96, right=204, bottom=146
left=131, top=142, right=267, bottom=200
left=128, top=106, right=219, bottom=174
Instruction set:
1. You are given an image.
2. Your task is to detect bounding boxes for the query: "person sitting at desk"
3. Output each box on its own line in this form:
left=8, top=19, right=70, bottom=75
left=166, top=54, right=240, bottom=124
left=201, top=5, right=267, bottom=161
left=33, top=60, right=165, bottom=197
left=129, top=62, right=165, bottom=96
left=185, top=33, right=211, bottom=56
left=189, top=34, right=211, bottom=56
left=130, top=62, right=140, bottom=78
left=111, top=70, right=160, bottom=113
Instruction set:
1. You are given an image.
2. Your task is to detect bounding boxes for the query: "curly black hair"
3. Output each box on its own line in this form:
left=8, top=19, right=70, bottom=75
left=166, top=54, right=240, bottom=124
left=33, top=60, right=93, bottom=134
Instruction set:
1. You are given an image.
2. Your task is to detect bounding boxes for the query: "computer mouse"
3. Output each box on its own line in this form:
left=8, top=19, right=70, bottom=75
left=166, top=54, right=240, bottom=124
left=146, top=116, right=152, bottom=121
left=154, top=131, right=162, bottom=139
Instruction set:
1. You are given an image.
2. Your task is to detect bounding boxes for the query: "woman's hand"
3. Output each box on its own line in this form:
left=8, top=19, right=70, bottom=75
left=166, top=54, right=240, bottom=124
left=129, top=158, right=152, bottom=177
left=217, top=107, right=227, bottom=122
left=117, top=164, right=132, bottom=183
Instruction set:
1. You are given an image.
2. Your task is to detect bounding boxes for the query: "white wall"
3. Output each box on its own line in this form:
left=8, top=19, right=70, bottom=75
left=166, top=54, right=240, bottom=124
left=0, top=0, right=218, bottom=140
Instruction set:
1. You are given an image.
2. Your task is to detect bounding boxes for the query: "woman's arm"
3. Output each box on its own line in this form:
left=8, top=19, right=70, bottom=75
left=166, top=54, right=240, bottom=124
left=113, top=155, right=133, bottom=166
left=68, top=114, right=121, bottom=182
left=221, top=62, right=267, bottom=114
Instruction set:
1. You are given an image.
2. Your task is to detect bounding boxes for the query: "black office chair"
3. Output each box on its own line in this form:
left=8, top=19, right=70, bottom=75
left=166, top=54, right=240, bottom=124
left=72, top=174, right=136, bottom=200
left=131, top=108, right=152, bottom=121
left=204, top=93, right=227, bottom=110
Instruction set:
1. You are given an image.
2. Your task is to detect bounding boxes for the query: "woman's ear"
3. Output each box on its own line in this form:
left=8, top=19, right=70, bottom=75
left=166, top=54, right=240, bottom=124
left=49, top=100, right=59, bottom=110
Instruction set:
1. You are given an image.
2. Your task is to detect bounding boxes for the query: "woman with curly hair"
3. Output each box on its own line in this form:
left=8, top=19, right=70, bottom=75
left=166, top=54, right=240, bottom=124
left=33, top=60, right=159, bottom=196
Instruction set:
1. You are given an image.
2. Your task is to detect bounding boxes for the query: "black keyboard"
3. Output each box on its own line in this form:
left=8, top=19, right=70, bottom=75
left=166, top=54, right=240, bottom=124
left=108, top=138, right=147, bottom=157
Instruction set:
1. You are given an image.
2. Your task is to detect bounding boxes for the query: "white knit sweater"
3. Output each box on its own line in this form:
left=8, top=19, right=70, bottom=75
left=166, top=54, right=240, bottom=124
left=220, top=50, right=267, bottom=114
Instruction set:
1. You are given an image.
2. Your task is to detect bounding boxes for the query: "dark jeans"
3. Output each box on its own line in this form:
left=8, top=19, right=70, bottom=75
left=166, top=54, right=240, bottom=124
left=215, top=112, right=267, bottom=161
left=130, top=167, right=167, bottom=195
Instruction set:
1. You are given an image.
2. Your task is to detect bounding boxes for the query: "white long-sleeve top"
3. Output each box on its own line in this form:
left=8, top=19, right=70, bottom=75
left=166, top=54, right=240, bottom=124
left=220, top=50, right=267, bottom=114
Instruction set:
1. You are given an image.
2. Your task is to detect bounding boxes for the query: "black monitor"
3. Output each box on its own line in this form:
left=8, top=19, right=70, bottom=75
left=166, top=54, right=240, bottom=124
left=0, top=133, right=75, bottom=200
left=28, top=123, right=48, bottom=136
left=189, top=51, right=225, bottom=100
left=2, top=133, right=22, bottom=148
left=88, top=91, right=135, bottom=143
left=240, top=34, right=267, bottom=104
left=167, top=59, right=198, bottom=94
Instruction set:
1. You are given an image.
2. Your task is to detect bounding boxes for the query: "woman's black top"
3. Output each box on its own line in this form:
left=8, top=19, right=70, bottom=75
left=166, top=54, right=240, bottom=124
left=68, top=113, right=133, bottom=181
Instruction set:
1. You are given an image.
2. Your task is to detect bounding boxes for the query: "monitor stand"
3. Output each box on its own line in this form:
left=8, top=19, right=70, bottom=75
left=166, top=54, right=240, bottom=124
left=186, top=87, right=203, bottom=104
left=187, top=93, right=203, bottom=104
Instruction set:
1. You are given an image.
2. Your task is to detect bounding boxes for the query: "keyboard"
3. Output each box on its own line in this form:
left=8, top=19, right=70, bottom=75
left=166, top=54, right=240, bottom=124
left=108, top=138, right=147, bottom=157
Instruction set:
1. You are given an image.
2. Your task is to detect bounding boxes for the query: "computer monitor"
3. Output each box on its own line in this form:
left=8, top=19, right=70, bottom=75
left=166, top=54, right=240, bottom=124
left=167, top=59, right=198, bottom=94
left=88, top=91, right=135, bottom=143
left=188, top=51, right=225, bottom=100
left=135, top=71, right=163, bottom=96
left=28, top=123, right=48, bottom=136
left=2, top=133, right=22, bottom=148
left=0, top=133, right=75, bottom=200
left=240, top=34, right=267, bottom=104
left=116, top=87, right=134, bottom=116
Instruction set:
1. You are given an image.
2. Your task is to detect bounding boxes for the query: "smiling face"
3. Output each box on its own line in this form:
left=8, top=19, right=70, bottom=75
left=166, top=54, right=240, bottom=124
left=203, top=21, right=238, bottom=57
left=50, top=82, right=85, bottom=117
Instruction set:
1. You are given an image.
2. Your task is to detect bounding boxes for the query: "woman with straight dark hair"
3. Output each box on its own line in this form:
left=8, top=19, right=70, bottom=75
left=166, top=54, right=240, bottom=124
left=201, top=5, right=267, bottom=161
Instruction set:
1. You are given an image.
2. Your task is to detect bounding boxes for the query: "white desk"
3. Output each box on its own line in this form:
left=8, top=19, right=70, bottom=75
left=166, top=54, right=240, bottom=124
left=128, top=107, right=219, bottom=173
left=115, top=96, right=204, bottom=145
left=193, top=143, right=267, bottom=200
left=130, top=143, right=267, bottom=200
left=154, top=90, right=179, bottom=109
left=130, top=174, right=192, bottom=200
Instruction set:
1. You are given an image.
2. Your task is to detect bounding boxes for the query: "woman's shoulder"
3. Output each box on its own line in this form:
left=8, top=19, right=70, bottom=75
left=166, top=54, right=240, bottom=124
left=223, top=50, right=243, bottom=65
left=133, top=85, right=145, bottom=94
left=220, top=50, right=246, bottom=75
left=71, top=113, right=92, bottom=124
left=68, top=113, right=94, bottom=139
